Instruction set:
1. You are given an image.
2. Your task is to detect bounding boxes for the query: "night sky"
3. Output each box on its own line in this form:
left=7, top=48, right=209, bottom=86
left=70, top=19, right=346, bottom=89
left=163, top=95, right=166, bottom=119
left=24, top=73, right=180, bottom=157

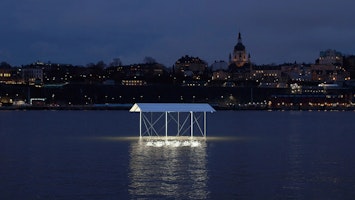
left=1, top=0, right=354, bottom=66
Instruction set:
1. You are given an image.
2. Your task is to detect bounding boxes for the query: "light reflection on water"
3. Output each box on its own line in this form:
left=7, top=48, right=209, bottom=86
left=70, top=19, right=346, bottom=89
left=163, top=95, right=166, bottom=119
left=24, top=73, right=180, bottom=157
left=128, top=139, right=209, bottom=199
left=91, top=136, right=253, bottom=142
left=282, top=127, right=306, bottom=199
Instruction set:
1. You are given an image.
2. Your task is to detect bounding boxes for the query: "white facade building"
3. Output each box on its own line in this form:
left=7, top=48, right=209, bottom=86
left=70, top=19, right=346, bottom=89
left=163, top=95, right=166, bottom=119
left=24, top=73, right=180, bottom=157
left=22, top=68, right=43, bottom=85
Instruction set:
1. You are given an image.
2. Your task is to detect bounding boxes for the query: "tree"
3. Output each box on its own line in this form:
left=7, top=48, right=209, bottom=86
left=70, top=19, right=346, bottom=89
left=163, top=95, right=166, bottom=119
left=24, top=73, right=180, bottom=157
left=143, top=56, right=157, bottom=64
left=87, top=61, right=106, bottom=70
left=0, top=61, right=11, bottom=68
left=86, top=61, right=106, bottom=79
left=110, top=58, right=122, bottom=67
left=95, top=60, right=106, bottom=69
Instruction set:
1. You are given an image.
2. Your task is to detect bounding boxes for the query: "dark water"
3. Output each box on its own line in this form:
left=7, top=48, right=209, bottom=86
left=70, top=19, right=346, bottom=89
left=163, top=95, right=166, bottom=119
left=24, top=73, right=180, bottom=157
left=1, top=110, right=355, bottom=199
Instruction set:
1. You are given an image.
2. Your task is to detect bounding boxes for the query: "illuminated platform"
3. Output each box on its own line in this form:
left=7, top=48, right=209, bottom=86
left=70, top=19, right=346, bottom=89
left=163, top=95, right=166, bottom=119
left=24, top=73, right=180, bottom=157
left=138, top=136, right=207, bottom=147
left=130, top=103, right=215, bottom=138
left=142, top=137, right=204, bottom=147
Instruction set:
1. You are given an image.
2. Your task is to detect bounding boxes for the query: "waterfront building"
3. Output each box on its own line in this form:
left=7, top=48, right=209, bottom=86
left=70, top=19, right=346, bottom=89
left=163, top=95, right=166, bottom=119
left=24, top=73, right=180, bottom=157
left=121, top=79, right=147, bottom=86
left=0, top=68, right=13, bottom=83
left=22, top=68, right=43, bottom=85
left=181, top=80, right=208, bottom=87
left=270, top=85, right=352, bottom=110
left=0, top=68, right=23, bottom=84
left=0, top=96, right=13, bottom=106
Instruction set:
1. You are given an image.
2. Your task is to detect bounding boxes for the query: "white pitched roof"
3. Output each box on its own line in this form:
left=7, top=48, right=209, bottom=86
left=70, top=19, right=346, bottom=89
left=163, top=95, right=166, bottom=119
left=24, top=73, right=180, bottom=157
left=129, top=103, right=216, bottom=112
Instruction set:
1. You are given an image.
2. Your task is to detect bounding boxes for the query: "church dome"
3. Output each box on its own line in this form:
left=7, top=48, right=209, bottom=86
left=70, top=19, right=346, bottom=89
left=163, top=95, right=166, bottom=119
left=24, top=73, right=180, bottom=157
left=234, top=42, right=245, bottom=51
left=234, top=32, right=245, bottom=51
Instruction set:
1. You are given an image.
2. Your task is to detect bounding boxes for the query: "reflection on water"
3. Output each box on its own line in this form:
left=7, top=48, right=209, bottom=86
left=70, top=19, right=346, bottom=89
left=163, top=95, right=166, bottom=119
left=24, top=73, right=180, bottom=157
left=128, top=139, right=208, bottom=199
left=282, top=128, right=306, bottom=199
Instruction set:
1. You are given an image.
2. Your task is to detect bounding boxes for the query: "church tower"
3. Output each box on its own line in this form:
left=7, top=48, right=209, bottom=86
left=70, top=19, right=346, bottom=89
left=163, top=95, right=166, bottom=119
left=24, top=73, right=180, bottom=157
left=230, top=32, right=250, bottom=67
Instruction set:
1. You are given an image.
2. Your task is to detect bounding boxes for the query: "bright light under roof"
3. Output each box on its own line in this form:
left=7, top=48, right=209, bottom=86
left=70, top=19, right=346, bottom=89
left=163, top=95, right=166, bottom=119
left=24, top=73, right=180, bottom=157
left=145, top=139, right=202, bottom=147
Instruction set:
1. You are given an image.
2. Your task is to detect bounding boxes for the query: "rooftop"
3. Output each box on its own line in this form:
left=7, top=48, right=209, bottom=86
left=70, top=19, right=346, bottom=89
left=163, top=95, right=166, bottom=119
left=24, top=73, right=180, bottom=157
left=129, top=103, right=216, bottom=112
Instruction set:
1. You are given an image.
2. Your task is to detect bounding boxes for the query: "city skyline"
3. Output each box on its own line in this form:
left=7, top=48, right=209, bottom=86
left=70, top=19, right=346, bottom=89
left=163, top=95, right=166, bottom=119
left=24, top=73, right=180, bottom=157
left=1, top=0, right=354, bottom=66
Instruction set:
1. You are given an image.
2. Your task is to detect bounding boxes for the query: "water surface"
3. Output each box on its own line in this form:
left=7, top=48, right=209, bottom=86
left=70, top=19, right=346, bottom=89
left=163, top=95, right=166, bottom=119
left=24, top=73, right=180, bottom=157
left=1, top=110, right=355, bottom=199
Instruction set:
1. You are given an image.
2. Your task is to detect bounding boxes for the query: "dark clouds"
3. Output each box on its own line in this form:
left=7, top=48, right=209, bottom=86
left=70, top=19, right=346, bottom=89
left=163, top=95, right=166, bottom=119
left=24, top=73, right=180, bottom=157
left=0, top=0, right=354, bottom=66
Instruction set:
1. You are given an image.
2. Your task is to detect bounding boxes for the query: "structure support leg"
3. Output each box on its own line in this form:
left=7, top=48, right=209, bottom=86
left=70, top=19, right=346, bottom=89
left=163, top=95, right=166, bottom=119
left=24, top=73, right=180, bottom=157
left=204, top=112, right=206, bottom=137
left=165, top=112, right=168, bottom=138
left=139, top=111, right=142, bottom=138
left=177, top=112, right=180, bottom=136
left=190, top=111, right=193, bottom=137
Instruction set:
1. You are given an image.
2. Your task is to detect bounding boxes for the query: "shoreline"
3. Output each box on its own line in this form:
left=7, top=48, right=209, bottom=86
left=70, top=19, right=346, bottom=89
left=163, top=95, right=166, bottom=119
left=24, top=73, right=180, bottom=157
left=1, top=104, right=355, bottom=111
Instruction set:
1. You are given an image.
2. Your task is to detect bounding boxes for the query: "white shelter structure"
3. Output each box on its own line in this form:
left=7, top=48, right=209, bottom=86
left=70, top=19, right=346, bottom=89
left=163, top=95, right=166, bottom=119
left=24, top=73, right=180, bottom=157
left=130, top=103, right=215, bottom=138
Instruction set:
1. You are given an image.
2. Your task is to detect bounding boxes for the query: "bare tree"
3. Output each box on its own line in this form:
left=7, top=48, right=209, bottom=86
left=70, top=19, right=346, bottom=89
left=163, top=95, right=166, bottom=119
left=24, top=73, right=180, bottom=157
left=143, top=56, right=157, bottom=64
left=110, top=58, right=122, bottom=67
left=0, top=61, right=11, bottom=68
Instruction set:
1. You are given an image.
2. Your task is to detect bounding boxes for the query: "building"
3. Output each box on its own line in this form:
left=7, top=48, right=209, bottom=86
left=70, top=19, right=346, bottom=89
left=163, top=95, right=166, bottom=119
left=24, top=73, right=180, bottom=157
left=343, top=55, right=355, bottom=79
left=227, top=32, right=252, bottom=81
left=317, top=49, right=343, bottom=65
left=0, top=68, right=23, bottom=84
left=311, top=64, right=350, bottom=82
left=212, top=70, right=231, bottom=81
left=229, top=32, right=250, bottom=68
left=0, top=68, right=12, bottom=83
left=311, top=50, right=350, bottom=82
left=251, top=65, right=284, bottom=87
left=281, top=64, right=312, bottom=82
left=211, top=60, right=228, bottom=71
left=211, top=61, right=231, bottom=81
left=22, top=68, right=43, bottom=85
left=106, top=63, right=167, bottom=85
left=121, top=79, right=147, bottom=86
left=174, top=55, right=208, bottom=79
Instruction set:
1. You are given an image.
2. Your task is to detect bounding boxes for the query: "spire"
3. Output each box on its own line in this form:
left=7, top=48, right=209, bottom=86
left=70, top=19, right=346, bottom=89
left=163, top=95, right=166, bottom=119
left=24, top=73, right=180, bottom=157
left=238, top=32, right=242, bottom=44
